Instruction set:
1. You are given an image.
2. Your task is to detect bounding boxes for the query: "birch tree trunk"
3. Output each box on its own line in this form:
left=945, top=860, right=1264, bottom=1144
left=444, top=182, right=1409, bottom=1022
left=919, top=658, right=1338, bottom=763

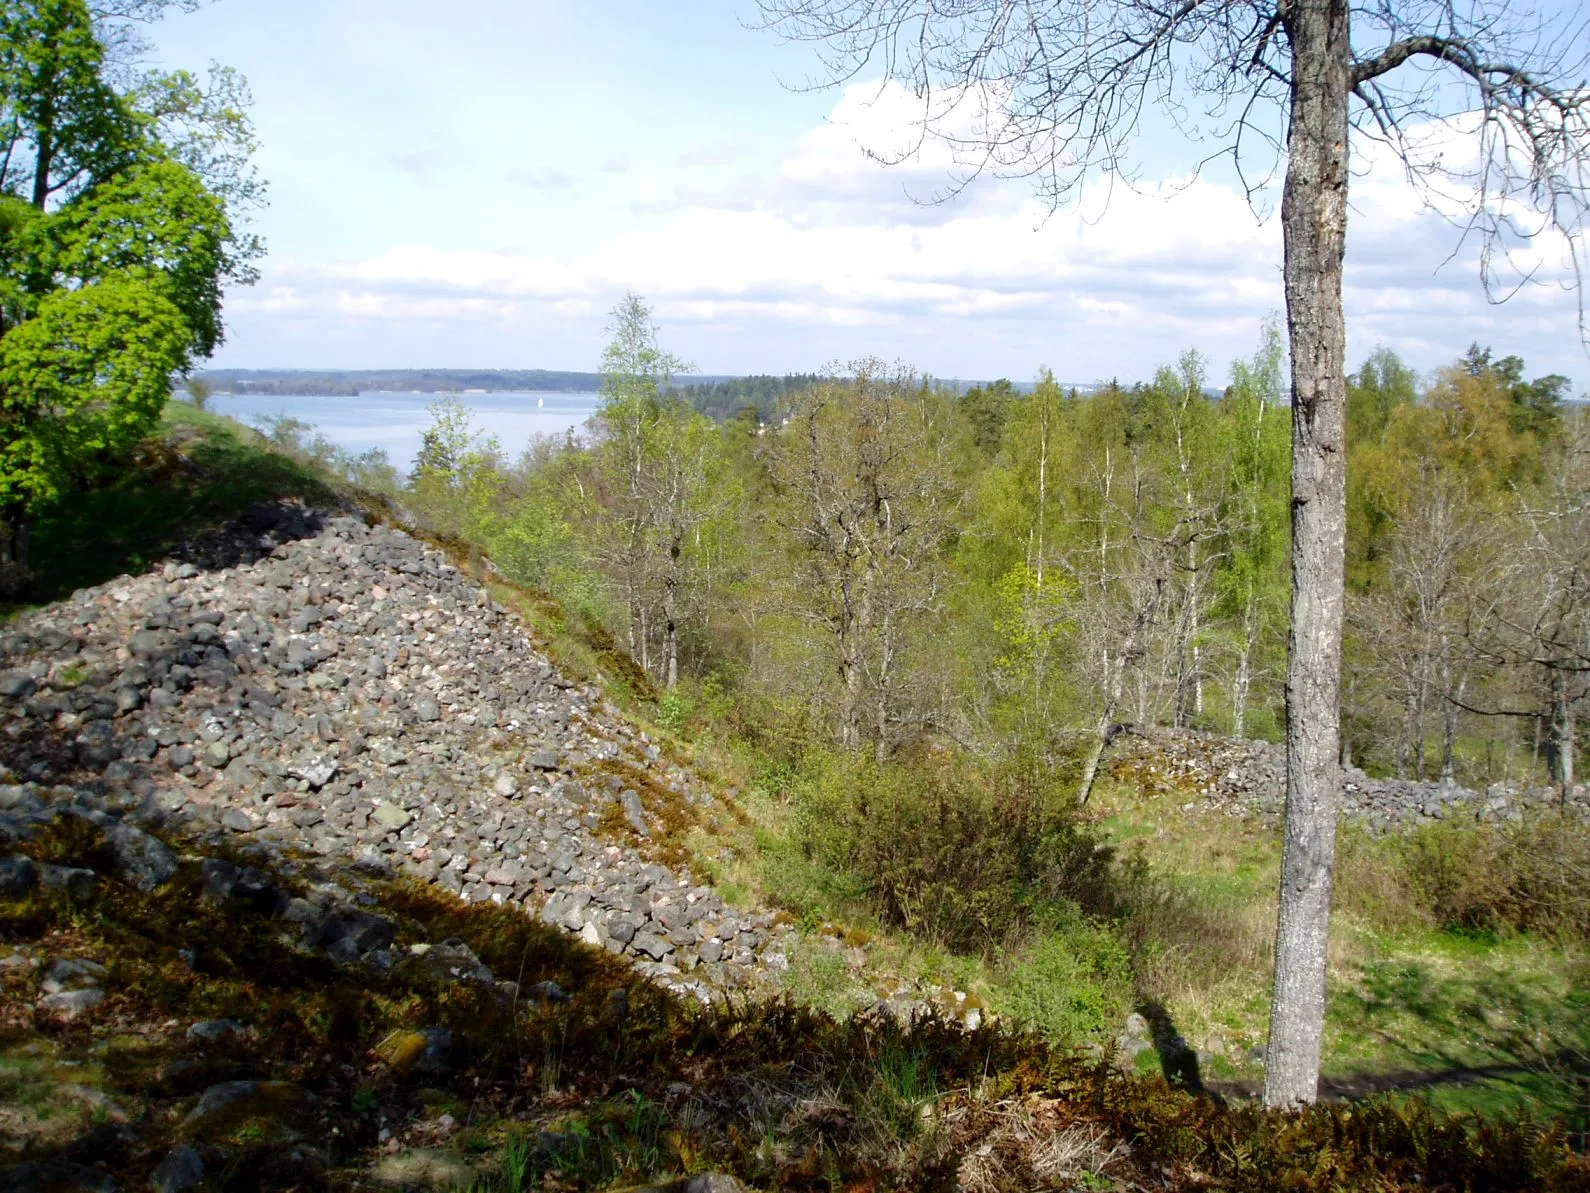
left=1265, top=0, right=1351, bottom=1109
left=664, top=536, right=681, bottom=689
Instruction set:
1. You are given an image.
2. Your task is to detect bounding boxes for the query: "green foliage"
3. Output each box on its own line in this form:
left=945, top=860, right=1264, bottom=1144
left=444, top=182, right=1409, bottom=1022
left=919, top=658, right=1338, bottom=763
left=1393, top=814, right=1590, bottom=940
left=992, top=910, right=1134, bottom=1046
left=785, top=748, right=1117, bottom=954
left=958, top=377, right=1017, bottom=457
left=15, top=403, right=336, bottom=606
left=668, top=372, right=820, bottom=422
left=0, top=0, right=254, bottom=549
left=0, top=277, right=190, bottom=506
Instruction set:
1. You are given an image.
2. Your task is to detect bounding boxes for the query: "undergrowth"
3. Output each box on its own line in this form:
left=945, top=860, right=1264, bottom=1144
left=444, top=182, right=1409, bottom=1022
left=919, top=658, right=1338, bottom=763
left=3, top=812, right=1588, bottom=1189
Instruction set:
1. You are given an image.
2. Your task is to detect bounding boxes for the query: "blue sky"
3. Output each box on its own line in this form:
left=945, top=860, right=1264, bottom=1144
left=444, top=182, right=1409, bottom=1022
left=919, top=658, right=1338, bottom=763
left=147, top=1, right=1588, bottom=390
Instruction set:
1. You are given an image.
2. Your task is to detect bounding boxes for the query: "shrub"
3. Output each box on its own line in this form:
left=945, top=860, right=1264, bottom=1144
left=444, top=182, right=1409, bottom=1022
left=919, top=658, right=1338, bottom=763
left=1395, top=813, right=1590, bottom=940
left=992, top=909, right=1134, bottom=1046
left=788, top=749, right=1118, bottom=955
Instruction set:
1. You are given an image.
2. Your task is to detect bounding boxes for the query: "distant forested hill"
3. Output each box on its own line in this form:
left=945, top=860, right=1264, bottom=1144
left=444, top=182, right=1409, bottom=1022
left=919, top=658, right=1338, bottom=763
left=198, top=369, right=607, bottom=395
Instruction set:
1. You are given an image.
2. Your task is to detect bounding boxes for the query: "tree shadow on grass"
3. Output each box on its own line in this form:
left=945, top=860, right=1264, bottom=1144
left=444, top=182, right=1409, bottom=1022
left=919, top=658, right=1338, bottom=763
left=1136, top=1000, right=1221, bottom=1101
left=1208, top=953, right=1590, bottom=1116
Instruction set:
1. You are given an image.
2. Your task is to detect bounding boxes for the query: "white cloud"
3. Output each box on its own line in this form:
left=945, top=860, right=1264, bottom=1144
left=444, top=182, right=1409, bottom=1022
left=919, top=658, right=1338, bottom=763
left=222, top=81, right=1587, bottom=387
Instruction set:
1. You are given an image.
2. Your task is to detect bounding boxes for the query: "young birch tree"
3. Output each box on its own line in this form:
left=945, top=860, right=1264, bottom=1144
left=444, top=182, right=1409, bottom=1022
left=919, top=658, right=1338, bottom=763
left=759, top=0, right=1590, bottom=1107
left=592, top=292, right=693, bottom=679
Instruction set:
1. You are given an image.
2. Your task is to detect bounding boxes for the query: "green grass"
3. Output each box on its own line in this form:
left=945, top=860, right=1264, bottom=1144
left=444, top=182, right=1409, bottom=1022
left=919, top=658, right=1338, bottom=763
left=16, top=402, right=340, bottom=608
left=1089, top=777, right=1590, bottom=1119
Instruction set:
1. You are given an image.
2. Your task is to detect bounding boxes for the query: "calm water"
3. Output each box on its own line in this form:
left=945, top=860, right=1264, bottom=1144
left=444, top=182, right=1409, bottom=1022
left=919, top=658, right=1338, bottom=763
left=212, top=390, right=601, bottom=470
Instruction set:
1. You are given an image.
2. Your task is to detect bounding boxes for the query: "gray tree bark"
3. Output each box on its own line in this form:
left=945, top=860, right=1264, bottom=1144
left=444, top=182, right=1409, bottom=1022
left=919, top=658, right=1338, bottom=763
left=1265, top=0, right=1352, bottom=1110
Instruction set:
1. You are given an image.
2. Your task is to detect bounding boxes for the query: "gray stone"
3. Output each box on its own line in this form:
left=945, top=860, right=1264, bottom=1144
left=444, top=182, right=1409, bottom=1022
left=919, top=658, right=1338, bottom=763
left=0, top=671, right=35, bottom=700
left=288, top=756, right=337, bottom=788
left=372, top=802, right=411, bottom=832
left=128, top=629, right=168, bottom=659
left=0, top=856, right=38, bottom=896
left=686, top=1175, right=750, bottom=1193
left=41, top=957, right=107, bottom=995
left=620, top=790, right=649, bottom=837
left=106, top=823, right=177, bottom=890
left=38, top=989, right=105, bottom=1020
left=183, top=1079, right=314, bottom=1135
left=630, top=931, right=675, bottom=961
left=186, top=1019, right=246, bottom=1043
left=220, top=808, right=256, bottom=832
left=37, top=863, right=96, bottom=904
left=151, top=1146, right=205, bottom=1193
left=309, top=909, right=395, bottom=957
left=529, top=979, right=570, bottom=1004
left=415, top=699, right=442, bottom=722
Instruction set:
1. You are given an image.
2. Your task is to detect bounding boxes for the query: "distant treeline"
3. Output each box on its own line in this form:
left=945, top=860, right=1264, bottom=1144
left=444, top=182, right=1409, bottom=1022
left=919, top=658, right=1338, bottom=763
left=666, top=374, right=826, bottom=421
left=197, top=369, right=607, bottom=396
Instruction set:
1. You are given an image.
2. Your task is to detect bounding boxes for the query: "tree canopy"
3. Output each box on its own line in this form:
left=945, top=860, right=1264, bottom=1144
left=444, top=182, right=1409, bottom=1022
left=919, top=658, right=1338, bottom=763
left=0, top=0, right=256, bottom=564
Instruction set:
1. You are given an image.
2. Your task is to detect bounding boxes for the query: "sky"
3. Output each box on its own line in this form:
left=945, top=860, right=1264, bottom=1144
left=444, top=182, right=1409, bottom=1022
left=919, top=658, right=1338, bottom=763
left=145, top=0, right=1589, bottom=391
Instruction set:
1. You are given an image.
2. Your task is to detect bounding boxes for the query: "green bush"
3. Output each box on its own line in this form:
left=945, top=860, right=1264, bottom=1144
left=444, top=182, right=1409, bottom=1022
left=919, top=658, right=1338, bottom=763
left=786, top=749, right=1118, bottom=955
left=1395, top=813, right=1590, bottom=940
left=992, top=910, right=1134, bottom=1046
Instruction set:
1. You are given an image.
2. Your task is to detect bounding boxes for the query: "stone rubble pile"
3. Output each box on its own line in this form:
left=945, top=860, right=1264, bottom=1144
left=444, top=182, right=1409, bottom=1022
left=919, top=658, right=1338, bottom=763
left=0, top=502, right=794, bottom=1000
left=1113, top=727, right=1589, bottom=829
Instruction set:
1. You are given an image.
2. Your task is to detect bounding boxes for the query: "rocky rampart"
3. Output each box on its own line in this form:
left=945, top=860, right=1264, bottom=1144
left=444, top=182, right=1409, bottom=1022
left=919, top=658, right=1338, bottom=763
left=0, top=502, right=794, bottom=1001
left=1112, top=727, right=1588, bottom=829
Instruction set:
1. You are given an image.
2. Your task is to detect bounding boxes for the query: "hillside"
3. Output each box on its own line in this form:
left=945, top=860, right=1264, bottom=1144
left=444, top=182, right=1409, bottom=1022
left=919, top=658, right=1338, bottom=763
left=0, top=414, right=1587, bottom=1191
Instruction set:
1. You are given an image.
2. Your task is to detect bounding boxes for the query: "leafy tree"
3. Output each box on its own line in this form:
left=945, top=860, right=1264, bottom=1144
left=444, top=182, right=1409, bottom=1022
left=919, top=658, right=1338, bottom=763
left=957, top=377, right=1016, bottom=458
left=0, top=0, right=252, bottom=568
left=589, top=293, right=732, bottom=687
left=766, top=361, right=960, bottom=759
left=1461, top=343, right=1572, bottom=444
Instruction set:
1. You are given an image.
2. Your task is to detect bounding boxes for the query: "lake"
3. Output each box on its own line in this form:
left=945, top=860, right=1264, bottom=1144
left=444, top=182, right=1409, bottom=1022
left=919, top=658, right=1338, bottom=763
left=210, top=390, right=601, bottom=471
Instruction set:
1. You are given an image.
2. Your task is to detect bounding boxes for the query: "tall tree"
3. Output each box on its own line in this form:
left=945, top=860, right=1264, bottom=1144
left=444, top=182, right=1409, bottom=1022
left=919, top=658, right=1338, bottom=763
left=766, top=361, right=958, bottom=758
left=759, top=0, right=1589, bottom=1106
left=0, top=0, right=247, bottom=570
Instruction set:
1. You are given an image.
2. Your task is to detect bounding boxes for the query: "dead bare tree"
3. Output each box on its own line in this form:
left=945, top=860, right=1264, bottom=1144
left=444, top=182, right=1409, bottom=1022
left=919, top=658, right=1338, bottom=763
left=758, top=0, right=1589, bottom=1107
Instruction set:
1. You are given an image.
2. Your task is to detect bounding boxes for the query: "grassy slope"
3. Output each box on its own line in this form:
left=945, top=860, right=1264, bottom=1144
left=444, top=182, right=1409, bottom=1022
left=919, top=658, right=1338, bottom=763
left=1089, top=779, right=1590, bottom=1120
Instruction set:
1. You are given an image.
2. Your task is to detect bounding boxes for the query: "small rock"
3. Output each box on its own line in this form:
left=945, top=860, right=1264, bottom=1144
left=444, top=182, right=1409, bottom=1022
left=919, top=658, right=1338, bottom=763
left=105, top=823, right=177, bottom=891
left=151, top=1146, right=205, bottom=1193
left=288, top=756, right=338, bottom=788
left=686, top=1175, right=750, bottom=1193
left=372, top=803, right=411, bottom=832
left=184, top=1079, right=314, bottom=1138
left=37, top=864, right=96, bottom=904
left=529, top=979, right=570, bottom=1004
left=620, top=790, right=649, bottom=837
left=415, top=699, right=441, bottom=723
left=0, top=855, right=38, bottom=896
left=630, top=931, right=675, bottom=961
left=310, top=909, right=396, bottom=959
left=41, top=957, right=107, bottom=995
left=186, top=1019, right=246, bottom=1044
left=37, top=989, right=105, bottom=1021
